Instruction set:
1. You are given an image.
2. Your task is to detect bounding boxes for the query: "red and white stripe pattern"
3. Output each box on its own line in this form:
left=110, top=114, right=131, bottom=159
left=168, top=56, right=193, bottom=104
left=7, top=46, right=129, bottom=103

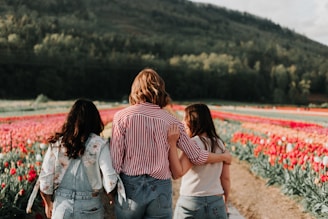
left=110, top=102, right=208, bottom=180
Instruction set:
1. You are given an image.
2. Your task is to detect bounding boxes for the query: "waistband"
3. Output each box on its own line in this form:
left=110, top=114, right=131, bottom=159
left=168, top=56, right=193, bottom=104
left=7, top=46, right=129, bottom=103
left=55, top=188, right=100, bottom=200
left=120, top=173, right=171, bottom=185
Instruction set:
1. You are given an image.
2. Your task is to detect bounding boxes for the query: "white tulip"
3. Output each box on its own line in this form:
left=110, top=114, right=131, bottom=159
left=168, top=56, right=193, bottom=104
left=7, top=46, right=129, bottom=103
left=39, top=143, right=47, bottom=149
left=260, top=139, right=265, bottom=145
left=303, top=155, right=308, bottom=161
left=286, top=143, right=293, bottom=153
left=323, top=156, right=328, bottom=166
left=35, top=154, right=43, bottom=161
left=314, top=156, right=321, bottom=163
left=0, top=153, right=4, bottom=160
left=308, top=139, right=313, bottom=144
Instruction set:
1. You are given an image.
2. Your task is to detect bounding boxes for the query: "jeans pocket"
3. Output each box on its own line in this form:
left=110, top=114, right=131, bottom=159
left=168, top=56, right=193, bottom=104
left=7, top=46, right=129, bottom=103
left=209, top=197, right=227, bottom=219
left=81, top=206, right=104, bottom=217
left=81, top=207, right=104, bottom=216
left=177, top=203, right=201, bottom=218
left=175, top=196, right=202, bottom=218
left=157, top=192, right=172, bottom=209
left=124, top=181, right=137, bottom=199
left=115, top=195, right=135, bottom=211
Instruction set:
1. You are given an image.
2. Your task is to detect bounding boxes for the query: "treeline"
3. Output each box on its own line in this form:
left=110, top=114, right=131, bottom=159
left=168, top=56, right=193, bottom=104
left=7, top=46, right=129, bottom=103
left=0, top=0, right=328, bottom=104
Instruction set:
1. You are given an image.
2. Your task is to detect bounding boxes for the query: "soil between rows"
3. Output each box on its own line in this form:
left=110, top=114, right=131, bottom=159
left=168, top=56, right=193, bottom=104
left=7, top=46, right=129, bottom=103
left=224, top=157, right=315, bottom=219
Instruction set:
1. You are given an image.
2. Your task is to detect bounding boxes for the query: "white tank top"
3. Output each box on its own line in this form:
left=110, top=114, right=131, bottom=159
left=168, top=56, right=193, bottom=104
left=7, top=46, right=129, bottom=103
left=180, top=136, right=225, bottom=196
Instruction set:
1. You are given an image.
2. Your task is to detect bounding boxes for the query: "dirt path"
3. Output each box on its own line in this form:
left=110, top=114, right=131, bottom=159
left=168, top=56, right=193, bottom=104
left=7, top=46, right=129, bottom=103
left=226, top=157, right=315, bottom=219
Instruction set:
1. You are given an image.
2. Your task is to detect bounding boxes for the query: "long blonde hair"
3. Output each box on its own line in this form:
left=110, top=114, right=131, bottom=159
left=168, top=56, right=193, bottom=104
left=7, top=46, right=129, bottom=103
left=129, top=68, right=171, bottom=108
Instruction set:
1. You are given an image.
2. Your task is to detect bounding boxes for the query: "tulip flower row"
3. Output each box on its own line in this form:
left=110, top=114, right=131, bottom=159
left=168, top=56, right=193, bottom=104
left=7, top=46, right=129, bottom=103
left=209, top=109, right=328, bottom=218
left=0, top=107, right=123, bottom=153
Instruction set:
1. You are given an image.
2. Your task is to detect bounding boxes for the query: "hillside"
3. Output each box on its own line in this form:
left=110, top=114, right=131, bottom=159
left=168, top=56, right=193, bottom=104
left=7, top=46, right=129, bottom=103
left=0, top=0, right=328, bottom=104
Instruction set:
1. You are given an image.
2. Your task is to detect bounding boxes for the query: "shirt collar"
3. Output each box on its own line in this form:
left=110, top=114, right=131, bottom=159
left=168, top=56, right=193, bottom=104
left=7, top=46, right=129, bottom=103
left=137, top=102, right=161, bottom=109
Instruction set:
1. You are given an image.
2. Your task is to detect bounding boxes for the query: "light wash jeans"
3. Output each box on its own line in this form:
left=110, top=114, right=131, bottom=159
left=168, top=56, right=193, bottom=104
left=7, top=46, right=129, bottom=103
left=174, top=195, right=227, bottom=219
left=115, top=173, right=172, bottom=219
left=52, top=159, right=104, bottom=219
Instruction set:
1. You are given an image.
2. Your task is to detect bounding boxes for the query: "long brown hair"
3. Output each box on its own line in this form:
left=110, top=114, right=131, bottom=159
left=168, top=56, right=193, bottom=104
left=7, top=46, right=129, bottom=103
left=184, top=103, right=225, bottom=153
left=48, top=98, right=104, bottom=159
left=129, top=68, right=171, bottom=108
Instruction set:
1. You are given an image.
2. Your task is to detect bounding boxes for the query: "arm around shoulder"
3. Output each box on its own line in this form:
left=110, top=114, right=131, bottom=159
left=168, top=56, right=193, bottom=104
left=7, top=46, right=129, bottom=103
left=206, top=149, right=232, bottom=164
left=168, top=124, right=192, bottom=179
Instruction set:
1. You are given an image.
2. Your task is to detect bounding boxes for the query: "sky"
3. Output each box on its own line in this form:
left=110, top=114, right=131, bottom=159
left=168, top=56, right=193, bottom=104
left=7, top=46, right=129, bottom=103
left=190, top=0, right=328, bottom=46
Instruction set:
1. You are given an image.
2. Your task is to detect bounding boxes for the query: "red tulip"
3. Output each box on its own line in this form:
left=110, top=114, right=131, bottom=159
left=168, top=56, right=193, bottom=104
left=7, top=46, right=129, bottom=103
left=27, top=169, right=37, bottom=183
left=17, top=175, right=23, bottom=182
left=10, top=168, right=16, bottom=175
left=18, top=189, right=25, bottom=196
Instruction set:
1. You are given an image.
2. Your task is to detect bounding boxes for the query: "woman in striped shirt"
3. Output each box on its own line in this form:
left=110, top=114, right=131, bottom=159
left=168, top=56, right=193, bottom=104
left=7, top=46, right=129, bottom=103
left=110, top=68, right=231, bottom=219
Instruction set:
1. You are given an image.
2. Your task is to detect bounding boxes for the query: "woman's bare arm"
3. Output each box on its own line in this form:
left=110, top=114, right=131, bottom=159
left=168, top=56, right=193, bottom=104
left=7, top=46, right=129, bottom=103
left=40, top=192, right=53, bottom=219
left=221, top=163, right=231, bottom=205
left=206, top=150, right=232, bottom=164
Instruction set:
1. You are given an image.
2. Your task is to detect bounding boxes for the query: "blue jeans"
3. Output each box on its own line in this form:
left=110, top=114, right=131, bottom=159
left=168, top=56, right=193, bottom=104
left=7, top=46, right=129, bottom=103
left=174, top=195, right=227, bottom=219
left=115, top=174, right=172, bottom=219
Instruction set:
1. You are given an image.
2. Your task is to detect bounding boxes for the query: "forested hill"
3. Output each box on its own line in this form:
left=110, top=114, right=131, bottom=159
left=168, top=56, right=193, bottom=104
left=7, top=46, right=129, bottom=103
left=1, top=0, right=328, bottom=104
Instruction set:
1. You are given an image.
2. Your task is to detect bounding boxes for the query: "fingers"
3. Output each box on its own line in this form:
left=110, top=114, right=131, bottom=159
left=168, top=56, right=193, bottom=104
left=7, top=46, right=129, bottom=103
left=168, top=124, right=180, bottom=145
left=46, top=210, right=52, bottom=219
left=45, top=204, right=53, bottom=219
left=168, top=124, right=179, bottom=132
left=168, top=124, right=180, bottom=138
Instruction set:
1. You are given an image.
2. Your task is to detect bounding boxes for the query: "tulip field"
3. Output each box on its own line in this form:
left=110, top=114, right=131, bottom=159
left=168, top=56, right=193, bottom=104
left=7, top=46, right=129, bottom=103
left=1, top=103, right=328, bottom=218
left=211, top=106, right=328, bottom=218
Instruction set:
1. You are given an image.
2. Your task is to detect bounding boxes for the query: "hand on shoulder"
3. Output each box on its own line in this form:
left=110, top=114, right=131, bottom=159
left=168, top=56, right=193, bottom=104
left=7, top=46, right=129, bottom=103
left=167, top=124, right=180, bottom=147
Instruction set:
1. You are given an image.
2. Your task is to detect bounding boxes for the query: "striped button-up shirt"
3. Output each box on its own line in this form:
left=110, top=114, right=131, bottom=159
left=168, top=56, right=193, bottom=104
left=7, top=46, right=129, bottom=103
left=110, top=102, right=209, bottom=180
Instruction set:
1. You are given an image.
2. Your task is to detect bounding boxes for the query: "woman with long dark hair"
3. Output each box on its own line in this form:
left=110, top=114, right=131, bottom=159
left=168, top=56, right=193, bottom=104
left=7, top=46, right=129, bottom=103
left=169, top=103, right=231, bottom=219
left=36, top=98, right=124, bottom=219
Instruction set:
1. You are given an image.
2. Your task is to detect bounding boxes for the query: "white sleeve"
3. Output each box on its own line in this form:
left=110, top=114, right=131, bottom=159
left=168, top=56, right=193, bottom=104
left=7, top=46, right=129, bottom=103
left=39, top=146, right=55, bottom=195
left=99, top=142, right=118, bottom=193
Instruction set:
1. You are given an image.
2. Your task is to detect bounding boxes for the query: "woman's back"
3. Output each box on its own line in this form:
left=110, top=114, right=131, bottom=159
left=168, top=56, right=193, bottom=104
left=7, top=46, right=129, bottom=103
left=180, top=136, right=224, bottom=196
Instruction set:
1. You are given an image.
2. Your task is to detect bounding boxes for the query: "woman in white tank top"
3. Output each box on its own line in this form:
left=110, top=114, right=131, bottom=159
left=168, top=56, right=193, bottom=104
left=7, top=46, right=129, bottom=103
left=168, top=103, right=231, bottom=219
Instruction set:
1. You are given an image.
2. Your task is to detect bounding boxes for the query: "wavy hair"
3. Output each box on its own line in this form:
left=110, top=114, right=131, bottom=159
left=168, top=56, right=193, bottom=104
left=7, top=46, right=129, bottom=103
left=48, top=98, right=104, bottom=159
left=184, top=103, right=225, bottom=153
left=129, top=68, right=171, bottom=108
